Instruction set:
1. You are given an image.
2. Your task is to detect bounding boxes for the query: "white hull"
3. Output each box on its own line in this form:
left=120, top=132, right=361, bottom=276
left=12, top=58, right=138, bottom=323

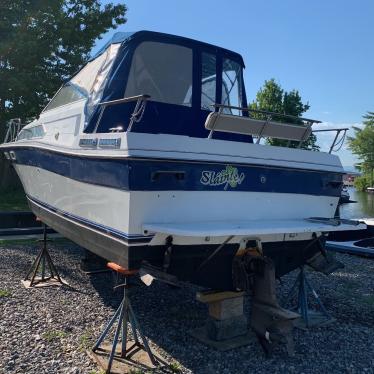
left=16, top=163, right=339, bottom=246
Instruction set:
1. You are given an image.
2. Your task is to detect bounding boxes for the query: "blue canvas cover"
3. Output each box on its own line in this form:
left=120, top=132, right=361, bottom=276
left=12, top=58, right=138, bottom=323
left=84, top=31, right=252, bottom=143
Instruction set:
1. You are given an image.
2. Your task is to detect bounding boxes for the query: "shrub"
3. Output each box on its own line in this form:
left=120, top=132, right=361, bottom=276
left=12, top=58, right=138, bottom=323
left=354, top=175, right=370, bottom=191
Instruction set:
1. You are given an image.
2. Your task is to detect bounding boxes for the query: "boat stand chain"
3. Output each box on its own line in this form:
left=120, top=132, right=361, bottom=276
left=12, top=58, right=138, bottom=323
left=284, top=266, right=334, bottom=328
left=23, top=223, right=63, bottom=287
left=92, top=263, right=158, bottom=373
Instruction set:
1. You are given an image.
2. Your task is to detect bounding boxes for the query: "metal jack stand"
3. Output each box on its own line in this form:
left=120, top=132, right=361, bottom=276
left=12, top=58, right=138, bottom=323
left=92, top=263, right=160, bottom=374
left=22, top=224, right=64, bottom=288
left=284, top=266, right=334, bottom=329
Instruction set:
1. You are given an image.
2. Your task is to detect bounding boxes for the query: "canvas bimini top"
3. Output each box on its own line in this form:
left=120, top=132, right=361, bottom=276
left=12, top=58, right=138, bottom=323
left=44, top=30, right=251, bottom=142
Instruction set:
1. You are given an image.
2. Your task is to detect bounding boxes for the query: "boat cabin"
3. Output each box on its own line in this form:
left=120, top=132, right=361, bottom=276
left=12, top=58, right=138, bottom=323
left=17, top=31, right=318, bottom=148
left=42, top=30, right=252, bottom=143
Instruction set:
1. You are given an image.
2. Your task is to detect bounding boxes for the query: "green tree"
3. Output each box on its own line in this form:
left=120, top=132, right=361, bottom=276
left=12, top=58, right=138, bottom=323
left=348, top=112, right=374, bottom=186
left=0, top=0, right=127, bottom=192
left=0, top=0, right=127, bottom=135
left=249, top=79, right=319, bottom=150
left=354, top=175, right=370, bottom=192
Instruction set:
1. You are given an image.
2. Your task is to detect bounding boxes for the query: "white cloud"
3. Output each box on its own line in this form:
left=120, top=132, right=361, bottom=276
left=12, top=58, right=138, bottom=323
left=313, top=122, right=363, bottom=168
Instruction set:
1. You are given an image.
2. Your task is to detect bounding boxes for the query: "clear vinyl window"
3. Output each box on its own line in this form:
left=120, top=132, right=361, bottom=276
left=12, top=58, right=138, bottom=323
left=16, top=125, right=45, bottom=140
left=125, top=42, right=193, bottom=107
left=201, top=52, right=217, bottom=111
left=44, top=85, right=86, bottom=112
left=222, top=59, right=243, bottom=115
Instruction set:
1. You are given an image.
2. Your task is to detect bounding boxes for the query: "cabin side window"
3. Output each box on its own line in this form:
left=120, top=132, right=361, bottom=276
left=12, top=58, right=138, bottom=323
left=44, top=85, right=86, bottom=112
left=201, top=52, right=217, bottom=111
left=125, top=42, right=193, bottom=107
left=17, top=125, right=45, bottom=140
left=222, top=59, right=242, bottom=115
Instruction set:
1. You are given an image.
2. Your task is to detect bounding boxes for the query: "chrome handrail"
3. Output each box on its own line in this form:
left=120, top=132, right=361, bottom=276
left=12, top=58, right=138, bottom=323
left=93, top=94, right=150, bottom=133
left=312, top=128, right=349, bottom=154
left=212, top=103, right=321, bottom=124
left=4, top=118, right=23, bottom=143
left=214, top=104, right=348, bottom=154
left=98, top=94, right=151, bottom=107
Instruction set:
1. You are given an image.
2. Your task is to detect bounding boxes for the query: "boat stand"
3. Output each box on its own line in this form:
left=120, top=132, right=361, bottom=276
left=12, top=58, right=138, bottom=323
left=91, top=263, right=160, bottom=374
left=22, top=223, right=65, bottom=288
left=284, top=266, right=335, bottom=329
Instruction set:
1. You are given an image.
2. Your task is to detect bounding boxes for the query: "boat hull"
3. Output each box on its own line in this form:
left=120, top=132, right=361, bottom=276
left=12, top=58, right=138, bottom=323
left=2, top=138, right=343, bottom=289
left=28, top=195, right=323, bottom=289
left=13, top=160, right=340, bottom=238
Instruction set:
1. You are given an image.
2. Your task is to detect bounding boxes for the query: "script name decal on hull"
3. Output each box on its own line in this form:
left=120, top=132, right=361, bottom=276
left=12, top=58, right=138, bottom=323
left=200, top=165, right=245, bottom=190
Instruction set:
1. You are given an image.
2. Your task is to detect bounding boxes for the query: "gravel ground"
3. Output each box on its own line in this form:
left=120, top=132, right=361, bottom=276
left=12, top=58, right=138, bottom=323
left=0, top=239, right=373, bottom=374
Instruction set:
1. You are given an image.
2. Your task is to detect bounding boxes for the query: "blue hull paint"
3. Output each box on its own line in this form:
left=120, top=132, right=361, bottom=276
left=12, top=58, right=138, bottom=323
left=9, top=146, right=341, bottom=196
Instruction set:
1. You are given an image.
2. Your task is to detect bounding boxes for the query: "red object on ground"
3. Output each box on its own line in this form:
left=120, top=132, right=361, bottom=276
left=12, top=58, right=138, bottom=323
left=107, top=262, right=138, bottom=276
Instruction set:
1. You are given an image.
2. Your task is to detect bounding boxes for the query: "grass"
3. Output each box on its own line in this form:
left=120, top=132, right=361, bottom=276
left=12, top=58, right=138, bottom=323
left=0, top=238, right=38, bottom=246
left=0, top=289, right=11, bottom=298
left=339, top=280, right=360, bottom=297
left=0, top=189, right=29, bottom=211
left=128, top=369, right=145, bottom=374
left=169, top=362, right=183, bottom=373
left=79, top=332, right=93, bottom=351
left=340, top=282, right=374, bottom=307
left=360, top=295, right=374, bottom=307
left=42, top=330, right=68, bottom=341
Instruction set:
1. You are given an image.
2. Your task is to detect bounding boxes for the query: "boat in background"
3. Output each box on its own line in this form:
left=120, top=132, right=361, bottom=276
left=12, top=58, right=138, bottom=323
left=0, top=31, right=365, bottom=290
left=339, top=185, right=351, bottom=204
left=327, top=219, right=374, bottom=258
left=367, top=187, right=374, bottom=193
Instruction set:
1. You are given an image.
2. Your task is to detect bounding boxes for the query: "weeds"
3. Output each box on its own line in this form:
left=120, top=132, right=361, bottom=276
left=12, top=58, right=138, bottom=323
left=129, top=369, right=145, bottom=374
left=0, top=189, right=29, bottom=211
left=42, top=330, right=68, bottom=341
left=79, top=331, right=93, bottom=351
left=361, top=295, right=374, bottom=306
left=170, top=362, right=182, bottom=373
left=0, top=289, right=11, bottom=298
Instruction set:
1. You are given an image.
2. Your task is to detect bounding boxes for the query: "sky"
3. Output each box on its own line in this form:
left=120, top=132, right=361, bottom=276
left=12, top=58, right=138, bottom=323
left=99, top=0, right=374, bottom=168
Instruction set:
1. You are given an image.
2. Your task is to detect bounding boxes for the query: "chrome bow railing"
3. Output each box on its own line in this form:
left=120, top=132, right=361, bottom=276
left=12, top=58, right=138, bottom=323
left=4, top=118, right=24, bottom=143
left=210, top=104, right=348, bottom=153
left=312, top=128, right=349, bottom=154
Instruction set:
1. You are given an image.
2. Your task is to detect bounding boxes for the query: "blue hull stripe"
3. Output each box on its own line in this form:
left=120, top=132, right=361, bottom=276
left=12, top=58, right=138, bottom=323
left=28, top=195, right=153, bottom=244
left=9, top=146, right=341, bottom=197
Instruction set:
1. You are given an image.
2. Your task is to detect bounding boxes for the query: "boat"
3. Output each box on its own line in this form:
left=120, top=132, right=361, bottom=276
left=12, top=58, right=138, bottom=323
left=327, top=219, right=374, bottom=257
left=339, top=185, right=351, bottom=204
left=0, top=31, right=365, bottom=290
left=367, top=187, right=374, bottom=193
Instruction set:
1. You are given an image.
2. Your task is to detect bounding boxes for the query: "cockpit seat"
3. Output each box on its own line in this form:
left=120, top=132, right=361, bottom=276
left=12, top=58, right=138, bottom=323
left=205, top=112, right=312, bottom=142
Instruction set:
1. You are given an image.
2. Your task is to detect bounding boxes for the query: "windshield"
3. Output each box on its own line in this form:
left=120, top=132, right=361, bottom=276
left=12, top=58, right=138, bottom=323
left=43, top=84, right=86, bottom=112
left=43, top=43, right=120, bottom=116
